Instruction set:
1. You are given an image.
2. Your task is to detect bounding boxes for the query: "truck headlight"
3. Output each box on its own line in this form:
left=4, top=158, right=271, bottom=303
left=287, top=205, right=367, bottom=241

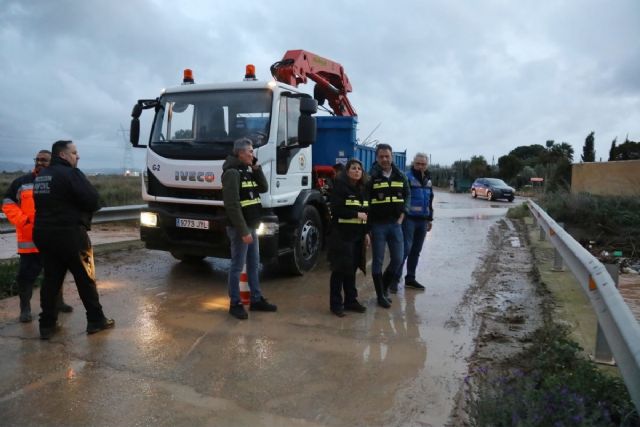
left=140, top=211, right=158, bottom=227
left=256, top=221, right=278, bottom=236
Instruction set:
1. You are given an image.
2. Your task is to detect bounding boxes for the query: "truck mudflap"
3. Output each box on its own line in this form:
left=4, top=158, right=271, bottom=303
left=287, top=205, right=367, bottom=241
left=140, top=204, right=279, bottom=262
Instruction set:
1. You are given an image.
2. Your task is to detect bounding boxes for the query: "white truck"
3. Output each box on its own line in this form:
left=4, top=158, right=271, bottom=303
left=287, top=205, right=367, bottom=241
left=129, top=50, right=402, bottom=274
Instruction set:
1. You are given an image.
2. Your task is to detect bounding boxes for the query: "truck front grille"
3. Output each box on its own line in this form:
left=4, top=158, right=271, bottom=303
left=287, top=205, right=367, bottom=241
left=148, top=170, right=223, bottom=201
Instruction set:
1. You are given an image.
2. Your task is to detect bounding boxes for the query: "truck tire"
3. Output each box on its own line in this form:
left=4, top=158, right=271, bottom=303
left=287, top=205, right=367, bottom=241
left=170, top=251, right=206, bottom=263
left=282, top=205, right=323, bottom=276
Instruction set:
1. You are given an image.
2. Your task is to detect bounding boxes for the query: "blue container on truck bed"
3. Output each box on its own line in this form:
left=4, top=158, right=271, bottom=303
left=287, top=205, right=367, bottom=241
left=313, top=116, right=406, bottom=172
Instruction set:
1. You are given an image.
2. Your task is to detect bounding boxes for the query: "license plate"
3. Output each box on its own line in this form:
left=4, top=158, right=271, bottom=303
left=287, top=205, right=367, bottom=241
left=176, top=218, right=209, bottom=230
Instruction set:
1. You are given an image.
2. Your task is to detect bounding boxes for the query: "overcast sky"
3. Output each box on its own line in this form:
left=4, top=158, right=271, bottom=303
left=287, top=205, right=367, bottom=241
left=1, top=0, right=638, bottom=170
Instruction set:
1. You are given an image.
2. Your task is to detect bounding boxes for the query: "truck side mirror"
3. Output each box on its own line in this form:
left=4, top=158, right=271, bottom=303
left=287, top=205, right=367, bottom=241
left=298, top=115, right=316, bottom=148
left=300, top=98, right=318, bottom=115
left=130, top=118, right=141, bottom=146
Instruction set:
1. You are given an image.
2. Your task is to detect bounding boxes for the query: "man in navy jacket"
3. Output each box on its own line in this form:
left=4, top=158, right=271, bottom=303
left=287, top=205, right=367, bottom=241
left=398, top=153, right=434, bottom=290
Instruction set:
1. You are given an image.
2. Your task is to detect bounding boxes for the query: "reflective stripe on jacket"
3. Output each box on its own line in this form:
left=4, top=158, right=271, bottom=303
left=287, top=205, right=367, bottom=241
left=237, top=168, right=263, bottom=227
left=2, top=172, right=39, bottom=254
left=338, top=199, right=369, bottom=224
left=367, top=163, right=409, bottom=223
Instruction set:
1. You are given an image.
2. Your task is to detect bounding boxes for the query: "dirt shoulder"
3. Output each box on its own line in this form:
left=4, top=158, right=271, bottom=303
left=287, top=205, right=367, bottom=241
left=447, top=217, right=549, bottom=425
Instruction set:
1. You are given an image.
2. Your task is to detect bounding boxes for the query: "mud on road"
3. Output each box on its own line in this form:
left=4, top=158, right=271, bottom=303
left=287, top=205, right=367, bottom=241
left=448, top=218, right=547, bottom=425
left=0, top=192, right=546, bottom=427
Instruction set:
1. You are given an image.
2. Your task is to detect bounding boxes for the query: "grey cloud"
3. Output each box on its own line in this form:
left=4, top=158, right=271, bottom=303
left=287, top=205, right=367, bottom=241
left=1, top=0, right=638, bottom=169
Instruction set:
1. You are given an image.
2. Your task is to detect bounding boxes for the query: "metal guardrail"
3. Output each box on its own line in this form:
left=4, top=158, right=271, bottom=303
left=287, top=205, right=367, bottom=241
left=527, top=200, right=640, bottom=411
left=0, top=204, right=145, bottom=234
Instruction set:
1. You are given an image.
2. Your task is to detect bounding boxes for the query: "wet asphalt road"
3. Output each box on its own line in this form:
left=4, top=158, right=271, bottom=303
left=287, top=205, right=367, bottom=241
left=0, top=191, right=517, bottom=427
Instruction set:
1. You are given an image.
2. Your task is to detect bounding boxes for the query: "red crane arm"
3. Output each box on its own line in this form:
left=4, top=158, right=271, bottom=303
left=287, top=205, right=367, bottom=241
left=270, top=50, right=357, bottom=117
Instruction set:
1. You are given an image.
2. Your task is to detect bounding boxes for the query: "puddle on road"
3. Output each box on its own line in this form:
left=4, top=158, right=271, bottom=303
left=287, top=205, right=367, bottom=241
left=384, top=214, right=501, bottom=426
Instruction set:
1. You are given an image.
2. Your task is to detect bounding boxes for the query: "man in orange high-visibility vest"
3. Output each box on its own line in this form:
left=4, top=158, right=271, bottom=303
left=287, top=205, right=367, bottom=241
left=2, top=150, right=72, bottom=322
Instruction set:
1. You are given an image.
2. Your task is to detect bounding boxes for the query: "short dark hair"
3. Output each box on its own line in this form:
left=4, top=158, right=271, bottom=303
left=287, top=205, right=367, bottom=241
left=52, top=140, right=73, bottom=156
left=38, top=149, right=51, bottom=155
left=375, top=143, right=393, bottom=155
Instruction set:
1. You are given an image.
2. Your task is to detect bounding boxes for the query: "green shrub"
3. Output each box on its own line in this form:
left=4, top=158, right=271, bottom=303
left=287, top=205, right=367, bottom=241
left=538, top=191, right=640, bottom=255
left=469, top=324, right=639, bottom=426
left=0, top=261, right=19, bottom=299
left=506, top=202, right=530, bottom=219
left=539, top=191, right=640, bottom=229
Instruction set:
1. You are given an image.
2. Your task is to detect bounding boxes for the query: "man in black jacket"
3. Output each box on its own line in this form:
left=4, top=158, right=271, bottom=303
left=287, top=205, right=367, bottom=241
left=367, top=144, right=410, bottom=308
left=33, top=140, right=114, bottom=339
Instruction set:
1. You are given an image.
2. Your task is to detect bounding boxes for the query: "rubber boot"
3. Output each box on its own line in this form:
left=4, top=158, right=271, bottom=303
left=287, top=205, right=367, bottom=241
left=373, top=274, right=391, bottom=308
left=382, top=270, right=392, bottom=302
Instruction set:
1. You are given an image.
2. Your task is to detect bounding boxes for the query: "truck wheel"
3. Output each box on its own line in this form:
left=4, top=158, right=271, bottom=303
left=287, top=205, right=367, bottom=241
left=171, top=251, right=205, bottom=263
left=282, top=205, right=323, bottom=275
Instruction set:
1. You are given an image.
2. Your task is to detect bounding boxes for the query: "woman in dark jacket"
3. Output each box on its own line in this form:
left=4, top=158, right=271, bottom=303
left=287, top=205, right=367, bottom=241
left=328, top=159, right=369, bottom=317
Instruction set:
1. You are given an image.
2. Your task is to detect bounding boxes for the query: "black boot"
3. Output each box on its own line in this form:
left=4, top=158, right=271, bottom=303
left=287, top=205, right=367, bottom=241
left=19, top=297, right=32, bottom=323
left=382, top=270, right=393, bottom=302
left=18, top=282, right=32, bottom=323
left=56, top=290, right=73, bottom=313
left=373, top=274, right=391, bottom=308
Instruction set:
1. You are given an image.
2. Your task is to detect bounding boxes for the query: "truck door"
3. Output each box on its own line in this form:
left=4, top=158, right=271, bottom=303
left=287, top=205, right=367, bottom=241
left=270, top=96, right=312, bottom=206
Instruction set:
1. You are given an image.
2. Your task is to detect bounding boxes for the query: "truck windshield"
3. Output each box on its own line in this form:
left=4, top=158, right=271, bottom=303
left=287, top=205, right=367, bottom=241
left=150, top=89, right=272, bottom=160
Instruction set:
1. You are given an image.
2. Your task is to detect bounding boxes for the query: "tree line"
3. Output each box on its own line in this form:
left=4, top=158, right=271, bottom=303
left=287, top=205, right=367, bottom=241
left=429, top=133, right=639, bottom=191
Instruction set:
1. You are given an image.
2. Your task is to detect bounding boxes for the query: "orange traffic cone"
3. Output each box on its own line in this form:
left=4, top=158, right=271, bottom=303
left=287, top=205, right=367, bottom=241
left=239, top=264, right=250, bottom=306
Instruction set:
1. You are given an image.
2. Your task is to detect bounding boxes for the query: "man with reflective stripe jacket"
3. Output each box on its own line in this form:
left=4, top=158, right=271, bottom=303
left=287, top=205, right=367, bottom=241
left=33, top=140, right=114, bottom=339
left=367, top=144, right=410, bottom=308
left=2, top=150, right=72, bottom=322
left=222, top=138, right=277, bottom=320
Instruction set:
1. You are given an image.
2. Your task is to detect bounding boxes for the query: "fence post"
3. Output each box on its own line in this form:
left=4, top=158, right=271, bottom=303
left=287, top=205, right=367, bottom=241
left=592, top=263, right=619, bottom=365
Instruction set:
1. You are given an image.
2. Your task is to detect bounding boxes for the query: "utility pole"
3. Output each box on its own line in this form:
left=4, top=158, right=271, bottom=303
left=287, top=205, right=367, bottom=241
left=118, top=124, right=134, bottom=175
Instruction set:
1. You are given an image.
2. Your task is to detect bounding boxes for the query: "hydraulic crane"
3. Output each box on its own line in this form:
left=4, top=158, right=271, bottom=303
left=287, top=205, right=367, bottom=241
left=270, top=50, right=357, bottom=117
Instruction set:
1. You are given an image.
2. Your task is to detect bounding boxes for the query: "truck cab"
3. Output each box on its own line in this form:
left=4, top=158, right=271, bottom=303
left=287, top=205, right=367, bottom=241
left=131, top=76, right=322, bottom=273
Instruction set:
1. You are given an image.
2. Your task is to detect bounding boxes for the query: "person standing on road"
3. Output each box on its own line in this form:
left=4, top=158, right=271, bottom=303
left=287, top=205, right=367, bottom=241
left=367, top=143, right=410, bottom=308
left=397, top=153, right=434, bottom=291
left=33, top=140, right=114, bottom=339
left=2, top=150, right=73, bottom=322
left=222, top=138, right=277, bottom=320
left=327, top=159, right=369, bottom=317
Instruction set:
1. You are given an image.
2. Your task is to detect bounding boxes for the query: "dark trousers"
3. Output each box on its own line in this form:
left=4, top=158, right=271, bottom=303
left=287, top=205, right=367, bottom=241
left=17, top=253, right=65, bottom=310
left=34, top=227, right=104, bottom=327
left=328, top=235, right=363, bottom=310
left=398, top=216, right=429, bottom=280
left=330, top=272, right=358, bottom=310
left=17, top=253, right=42, bottom=309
